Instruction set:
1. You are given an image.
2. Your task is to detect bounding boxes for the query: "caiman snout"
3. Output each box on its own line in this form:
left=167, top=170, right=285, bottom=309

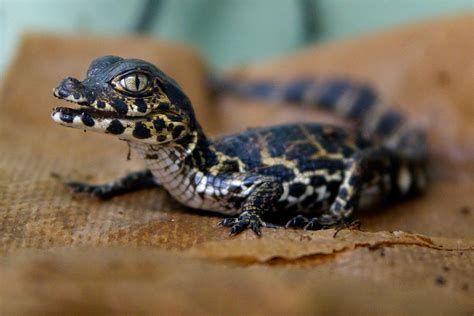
left=54, top=77, right=87, bottom=103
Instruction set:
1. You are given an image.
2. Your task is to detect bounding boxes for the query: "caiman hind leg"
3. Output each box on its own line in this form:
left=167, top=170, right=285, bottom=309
left=292, top=148, right=394, bottom=231
left=218, top=176, right=283, bottom=236
left=67, top=169, right=159, bottom=199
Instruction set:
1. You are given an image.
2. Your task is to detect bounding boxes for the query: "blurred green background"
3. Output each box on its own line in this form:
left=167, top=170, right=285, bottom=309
left=0, top=0, right=472, bottom=74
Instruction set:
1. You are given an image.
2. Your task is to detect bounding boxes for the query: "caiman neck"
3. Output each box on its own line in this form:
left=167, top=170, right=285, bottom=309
left=129, top=127, right=218, bottom=172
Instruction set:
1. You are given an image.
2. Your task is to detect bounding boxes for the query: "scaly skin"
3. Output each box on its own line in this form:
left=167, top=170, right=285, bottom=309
left=51, top=56, right=427, bottom=236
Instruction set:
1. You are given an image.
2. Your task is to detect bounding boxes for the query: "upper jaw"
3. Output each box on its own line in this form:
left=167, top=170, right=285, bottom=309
left=53, top=87, right=88, bottom=104
left=53, top=77, right=89, bottom=105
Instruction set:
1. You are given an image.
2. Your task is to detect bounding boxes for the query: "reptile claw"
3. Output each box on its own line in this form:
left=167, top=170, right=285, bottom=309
left=228, top=224, right=245, bottom=237
left=217, top=218, right=237, bottom=227
left=333, top=219, right=362, bottom=237
left=303, top=218, right=324, bottom=230
left=250, top=222, right=262, bottom=236
left=219, top=212, right=269, bottom=237
left=285, top=214, right=309, bottom=229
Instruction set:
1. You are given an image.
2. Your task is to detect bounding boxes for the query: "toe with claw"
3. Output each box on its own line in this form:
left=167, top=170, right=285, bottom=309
left=303, top=217, right=324, bottom=230
left=285, top=214, right=309, bottom=229
left=333, top=219, right=362, bottom=237
left=218, top=211, right=275, bottom=237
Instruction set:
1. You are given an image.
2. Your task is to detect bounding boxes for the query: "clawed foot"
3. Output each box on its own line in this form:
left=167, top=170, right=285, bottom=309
left=285, top=215, right=324, bottom=230
left=285, top=214, right=361, bottom=237
left=285, top=215, right=310, bottom=228
left=217, top=211, right=277, bottom=237
left=332, top=219, right=361, bottom=237
left=66, top=181, right=114, bottom=199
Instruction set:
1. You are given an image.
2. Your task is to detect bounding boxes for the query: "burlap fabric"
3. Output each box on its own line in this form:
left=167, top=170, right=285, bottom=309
left=0, top=15, right=472, bottom=315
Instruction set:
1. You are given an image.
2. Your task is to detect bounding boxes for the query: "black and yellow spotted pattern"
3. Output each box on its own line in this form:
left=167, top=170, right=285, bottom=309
left=51, top=56, right=428, bottom=236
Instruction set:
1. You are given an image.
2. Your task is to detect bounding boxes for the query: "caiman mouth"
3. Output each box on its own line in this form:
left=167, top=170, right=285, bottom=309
left=52, top=85, right=137, bottom=122
left=52, top=106, right=125, bottom=122
left=51, top=86, right=179, bottom=127
left=52, top=91, right=140, bottom=123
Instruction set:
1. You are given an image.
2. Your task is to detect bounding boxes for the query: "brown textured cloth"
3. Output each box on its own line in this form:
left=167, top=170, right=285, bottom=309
left=0, top=15, right=473, bottom=315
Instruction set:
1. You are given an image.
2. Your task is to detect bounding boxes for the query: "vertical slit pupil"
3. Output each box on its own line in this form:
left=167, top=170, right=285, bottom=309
left=135, top=74, right=140, bottom=91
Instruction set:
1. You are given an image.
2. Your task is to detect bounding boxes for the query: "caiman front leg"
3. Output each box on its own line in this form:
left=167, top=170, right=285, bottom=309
left=218, top=176, right=283, bottom=236
left=67, top=169, right=159, bottom=199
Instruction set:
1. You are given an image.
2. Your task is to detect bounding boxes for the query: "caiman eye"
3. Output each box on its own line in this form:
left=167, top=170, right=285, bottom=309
left=112, top=72, right=150, bottom=94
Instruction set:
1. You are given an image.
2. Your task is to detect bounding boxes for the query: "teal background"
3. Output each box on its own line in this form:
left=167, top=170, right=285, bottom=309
left=0, top=0, right=472, bottom=74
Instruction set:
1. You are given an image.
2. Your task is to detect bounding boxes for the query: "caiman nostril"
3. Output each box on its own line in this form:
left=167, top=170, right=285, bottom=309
left=56, top=88, right=69, bottom=98
left=62, top=77, right=82, bottom=89
left=55, top=77, right=85, bottom=99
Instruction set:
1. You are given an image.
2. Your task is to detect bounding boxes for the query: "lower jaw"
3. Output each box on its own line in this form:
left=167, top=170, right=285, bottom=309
left=51, top=108, right=132, bottom=138
left=52, top=107, right=96, bottom=126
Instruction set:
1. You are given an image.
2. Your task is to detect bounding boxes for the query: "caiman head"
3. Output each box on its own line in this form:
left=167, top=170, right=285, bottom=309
left=52, top=56, right=199, bottom=145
